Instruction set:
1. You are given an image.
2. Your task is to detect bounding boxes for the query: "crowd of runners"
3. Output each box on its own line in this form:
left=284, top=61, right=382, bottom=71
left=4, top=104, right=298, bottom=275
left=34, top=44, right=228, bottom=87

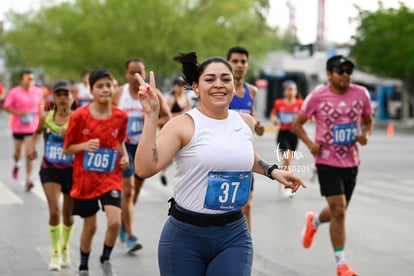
left=0, top=48, right=372, bottom=276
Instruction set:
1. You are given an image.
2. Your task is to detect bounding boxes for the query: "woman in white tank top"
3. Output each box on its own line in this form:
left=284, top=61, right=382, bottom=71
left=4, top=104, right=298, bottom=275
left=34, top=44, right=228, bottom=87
left=134, top=52, right=306, bottom=276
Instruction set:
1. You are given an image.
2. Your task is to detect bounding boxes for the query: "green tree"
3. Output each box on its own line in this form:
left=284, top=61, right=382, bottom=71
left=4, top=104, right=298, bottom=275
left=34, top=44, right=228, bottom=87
left=0, top=0, right=284, bottom=85
left=352, top=2, right=414, bottom=97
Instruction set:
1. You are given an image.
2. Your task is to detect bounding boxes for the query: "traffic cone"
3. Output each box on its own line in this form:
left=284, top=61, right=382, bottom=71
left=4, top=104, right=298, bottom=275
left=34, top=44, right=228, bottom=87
left=387, top=122, right=394, bottom=137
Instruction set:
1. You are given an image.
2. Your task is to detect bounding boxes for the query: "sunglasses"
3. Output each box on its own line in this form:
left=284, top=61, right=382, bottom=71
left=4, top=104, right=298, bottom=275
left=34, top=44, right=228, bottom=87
left=333, top=68, right=353, bottom=75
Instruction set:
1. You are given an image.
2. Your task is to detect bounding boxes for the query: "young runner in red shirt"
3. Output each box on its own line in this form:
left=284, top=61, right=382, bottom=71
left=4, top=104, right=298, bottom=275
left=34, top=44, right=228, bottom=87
left=63, top=69, right=129, bottom=276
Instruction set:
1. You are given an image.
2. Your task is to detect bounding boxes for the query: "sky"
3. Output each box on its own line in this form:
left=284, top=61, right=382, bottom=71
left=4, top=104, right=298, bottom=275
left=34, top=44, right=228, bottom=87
left=1, top=0, right=414, bottom=44
left=267, top=0, right=414, bottom=44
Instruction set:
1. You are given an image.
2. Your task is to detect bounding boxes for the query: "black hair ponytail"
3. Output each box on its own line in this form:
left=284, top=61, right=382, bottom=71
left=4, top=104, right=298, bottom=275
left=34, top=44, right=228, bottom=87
left=173, top=52, right=198, bottom=85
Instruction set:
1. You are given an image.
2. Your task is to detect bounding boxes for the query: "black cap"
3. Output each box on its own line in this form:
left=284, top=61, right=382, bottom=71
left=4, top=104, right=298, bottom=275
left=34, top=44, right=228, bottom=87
left=52, top=80, right=72, bottom=93
left=326, top=55, right=355, bottom=71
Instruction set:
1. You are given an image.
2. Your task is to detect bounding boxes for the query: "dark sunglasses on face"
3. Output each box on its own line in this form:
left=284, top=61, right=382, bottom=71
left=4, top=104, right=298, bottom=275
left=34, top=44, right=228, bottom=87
left=334, top=67, right=353, bottom=75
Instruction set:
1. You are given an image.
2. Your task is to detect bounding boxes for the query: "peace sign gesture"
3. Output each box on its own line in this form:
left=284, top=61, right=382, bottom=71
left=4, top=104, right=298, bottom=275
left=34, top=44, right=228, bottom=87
left=135, top=71, right=160, bottom=115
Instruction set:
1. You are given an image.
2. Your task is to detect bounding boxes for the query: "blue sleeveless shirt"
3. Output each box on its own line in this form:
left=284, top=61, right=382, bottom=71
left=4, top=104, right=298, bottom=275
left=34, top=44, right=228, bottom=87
left=229, top=83, right=253, bottom=114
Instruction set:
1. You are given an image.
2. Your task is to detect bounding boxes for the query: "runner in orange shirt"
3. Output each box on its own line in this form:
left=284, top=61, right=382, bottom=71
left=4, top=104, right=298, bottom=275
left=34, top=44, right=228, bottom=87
left=270, top=80, right=303, bottom=198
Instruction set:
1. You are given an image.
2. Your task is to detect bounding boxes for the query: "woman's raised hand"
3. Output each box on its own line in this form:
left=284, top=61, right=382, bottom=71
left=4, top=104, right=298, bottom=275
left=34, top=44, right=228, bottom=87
left=135, top=71, right=160, bottom=114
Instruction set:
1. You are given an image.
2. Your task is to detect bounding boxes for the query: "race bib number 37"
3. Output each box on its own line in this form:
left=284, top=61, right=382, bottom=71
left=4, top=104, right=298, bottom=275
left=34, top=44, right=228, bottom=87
left=83, top=148, right=118, bottom=173
left=204, top=171, right=251, bottom=211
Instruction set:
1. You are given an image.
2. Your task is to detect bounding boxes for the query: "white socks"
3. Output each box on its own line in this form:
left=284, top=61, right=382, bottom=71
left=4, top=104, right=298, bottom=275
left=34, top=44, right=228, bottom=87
left=312, top=214, right=321, bottom=228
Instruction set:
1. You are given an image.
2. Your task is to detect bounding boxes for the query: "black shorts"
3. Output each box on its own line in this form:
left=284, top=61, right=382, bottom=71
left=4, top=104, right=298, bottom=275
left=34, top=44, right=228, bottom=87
left=13, top=133, right=33, bottom=141
left=277, top=130, right=298, bottom=151
left=72, top=190, right=122, bottom=218
left=39, top=167, right=73, bottom=195
left=316, top=164, right=358, bottom=202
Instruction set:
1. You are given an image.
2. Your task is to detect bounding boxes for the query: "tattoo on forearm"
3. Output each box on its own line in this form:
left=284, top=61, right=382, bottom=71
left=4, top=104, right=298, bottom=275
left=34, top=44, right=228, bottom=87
left=152, top=147, right=158, bottom=162
left=258, top=159, right=279, bottom=180
left=258, top=159, right=271, bottom=173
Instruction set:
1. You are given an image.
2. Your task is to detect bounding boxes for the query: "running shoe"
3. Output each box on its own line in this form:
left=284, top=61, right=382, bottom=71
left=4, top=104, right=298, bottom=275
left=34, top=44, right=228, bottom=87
left=101, top=260, right=116, bottom=276
left=337, top=263, right=358, bottom=276
left=119, top=222, right=127, bottom=242
left=61, top=247, right=71, bottom=268
left=12, top=166, right=19, bottom=179
left=48, top=253, right=61, bottom=271
left=76, top=270, right=90, bottom=276
left=281, top=186, right=294, bottom=199
left=160, top=174, right=167, bottom=186
left=310, top=167, right=318, bottom=182
left=25, top=181, right=34, bottom=192
left=127, top=236, right=143, bottom=253
left=302, top=211, right=318, bottom=248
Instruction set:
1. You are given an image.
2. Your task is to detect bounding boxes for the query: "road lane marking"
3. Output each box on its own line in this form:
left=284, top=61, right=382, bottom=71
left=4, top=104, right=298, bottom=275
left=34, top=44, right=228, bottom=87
left=0, top=181, right=23, bottom=204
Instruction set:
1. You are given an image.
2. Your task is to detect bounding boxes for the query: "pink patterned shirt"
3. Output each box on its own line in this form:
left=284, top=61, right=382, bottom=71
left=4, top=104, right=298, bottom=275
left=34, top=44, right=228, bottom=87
left=300, top=84, right=372, bottom=168
left=3, top=85, right=43, bottom=134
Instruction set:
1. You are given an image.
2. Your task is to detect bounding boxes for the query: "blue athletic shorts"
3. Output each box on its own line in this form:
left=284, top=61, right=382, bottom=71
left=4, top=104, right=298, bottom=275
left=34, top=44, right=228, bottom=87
left=158, top=214, right=253, bottom=276
left=122, top=143, right=144, bottom=180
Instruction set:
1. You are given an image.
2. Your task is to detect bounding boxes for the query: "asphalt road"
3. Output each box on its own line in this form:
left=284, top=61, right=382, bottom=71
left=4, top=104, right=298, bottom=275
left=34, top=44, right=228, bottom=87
left=0, top=111, right=413, bottom=276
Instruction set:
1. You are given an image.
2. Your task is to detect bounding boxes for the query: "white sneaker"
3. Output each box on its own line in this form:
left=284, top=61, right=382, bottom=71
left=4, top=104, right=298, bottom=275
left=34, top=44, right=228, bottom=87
left=101, top=260, right=116, bottom=276
left=280, top=186, right=295, bottom=198
left=61, top=247, right=71, bottom=268
left=76, top=270, right=90, bottom=276
left=48, top=253, right=61, bottom=271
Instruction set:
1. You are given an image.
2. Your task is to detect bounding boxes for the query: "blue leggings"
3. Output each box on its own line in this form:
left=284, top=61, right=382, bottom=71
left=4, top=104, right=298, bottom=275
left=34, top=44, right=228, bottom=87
left=158, top=216, right=253, bottom=276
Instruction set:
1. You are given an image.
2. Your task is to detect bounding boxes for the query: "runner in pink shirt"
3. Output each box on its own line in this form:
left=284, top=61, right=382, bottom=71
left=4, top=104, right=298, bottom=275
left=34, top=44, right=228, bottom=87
left=3, top=69, right=44, bottom=191
left=293, top=55, right=373, bottom=276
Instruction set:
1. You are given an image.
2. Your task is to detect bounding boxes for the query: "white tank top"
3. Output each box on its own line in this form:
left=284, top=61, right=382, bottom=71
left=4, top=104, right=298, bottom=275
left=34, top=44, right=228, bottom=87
left=77, top=82, right=93, bottom=106
left=173, top=108, right=254, bottom=214
left=118, top=84, right=145, bottom=145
